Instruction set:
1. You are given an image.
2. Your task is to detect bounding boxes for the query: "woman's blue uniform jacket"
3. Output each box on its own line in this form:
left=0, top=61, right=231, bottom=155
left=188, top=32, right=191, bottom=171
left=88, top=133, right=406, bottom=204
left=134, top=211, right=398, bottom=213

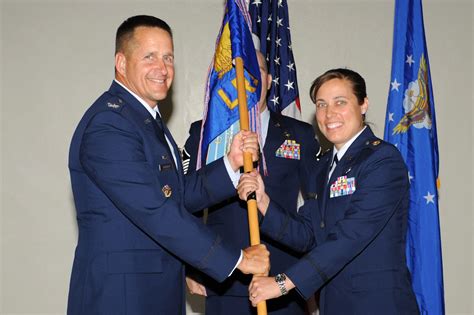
left=261, top=127, right=420, bottom=315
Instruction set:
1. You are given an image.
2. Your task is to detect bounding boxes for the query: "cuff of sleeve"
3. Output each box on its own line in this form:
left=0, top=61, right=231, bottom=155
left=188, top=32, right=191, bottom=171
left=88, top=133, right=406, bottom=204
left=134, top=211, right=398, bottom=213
left=223, top=155, right=241, bottom=188
left=228, top=250, right=243, bottom=276
left=285, top=256, right=325, bottom=300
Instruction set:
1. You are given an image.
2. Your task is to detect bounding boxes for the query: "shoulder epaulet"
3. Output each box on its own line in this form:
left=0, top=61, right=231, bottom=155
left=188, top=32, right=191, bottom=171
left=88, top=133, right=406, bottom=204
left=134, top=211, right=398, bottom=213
left=363, top=138, right=384, bottom=150
left=105, top=96, right=125, bottom=112
left=272, top=117, right=293, bottom=139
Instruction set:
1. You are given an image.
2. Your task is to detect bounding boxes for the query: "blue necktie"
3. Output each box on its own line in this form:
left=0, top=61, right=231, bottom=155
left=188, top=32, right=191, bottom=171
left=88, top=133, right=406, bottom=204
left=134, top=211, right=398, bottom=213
left=155, top=114, right=179, bottom=170
left=328, top=154, right=339, bottom=182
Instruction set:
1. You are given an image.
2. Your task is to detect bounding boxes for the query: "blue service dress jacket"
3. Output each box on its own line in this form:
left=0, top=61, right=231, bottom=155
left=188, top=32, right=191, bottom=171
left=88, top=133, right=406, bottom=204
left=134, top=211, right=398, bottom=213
left=184, top=112, right=319, bottom=314
left=67, top=81, right=241, bottom=315
left=260, top=127, right=419, bottom=315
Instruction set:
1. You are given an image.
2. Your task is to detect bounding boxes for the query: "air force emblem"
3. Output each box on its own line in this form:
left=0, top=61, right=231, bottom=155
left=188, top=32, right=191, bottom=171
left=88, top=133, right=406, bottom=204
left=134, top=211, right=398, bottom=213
left=392, top=54, right=432, bottom=135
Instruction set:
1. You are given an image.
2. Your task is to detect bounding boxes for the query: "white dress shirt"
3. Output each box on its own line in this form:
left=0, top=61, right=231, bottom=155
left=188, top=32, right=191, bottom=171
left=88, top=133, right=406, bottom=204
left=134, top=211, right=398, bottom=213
left=328, top=126, right=367, bottom=180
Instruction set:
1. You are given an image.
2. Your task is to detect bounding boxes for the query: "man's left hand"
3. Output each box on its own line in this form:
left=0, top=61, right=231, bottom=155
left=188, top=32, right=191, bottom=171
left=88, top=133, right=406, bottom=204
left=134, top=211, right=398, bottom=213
left=186, top=277, right=207, bottom=296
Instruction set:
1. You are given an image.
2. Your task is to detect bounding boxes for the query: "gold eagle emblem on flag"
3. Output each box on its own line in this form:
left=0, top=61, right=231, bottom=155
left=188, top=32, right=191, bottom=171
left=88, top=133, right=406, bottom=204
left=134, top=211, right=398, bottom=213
left=392, top=54, right=432, bottom=134
left=214, top=22, right=232, bottom=78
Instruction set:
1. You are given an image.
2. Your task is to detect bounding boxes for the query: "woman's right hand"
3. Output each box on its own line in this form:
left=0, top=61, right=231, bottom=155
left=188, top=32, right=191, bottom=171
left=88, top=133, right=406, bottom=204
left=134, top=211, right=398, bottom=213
left=237, top=170, right=270, bottom=215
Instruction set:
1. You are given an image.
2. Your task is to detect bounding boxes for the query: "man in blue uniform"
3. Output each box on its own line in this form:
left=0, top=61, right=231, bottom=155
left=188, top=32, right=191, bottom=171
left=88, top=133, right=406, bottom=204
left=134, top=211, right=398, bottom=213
left=184, top=51, right=319, bottom=314
left=67, top=15, right=269, bottom=315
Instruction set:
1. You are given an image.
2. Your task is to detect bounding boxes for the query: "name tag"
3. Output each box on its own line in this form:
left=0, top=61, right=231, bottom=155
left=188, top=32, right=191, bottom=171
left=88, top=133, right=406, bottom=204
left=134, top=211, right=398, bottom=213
left=159, top=163, right=173, bottom=171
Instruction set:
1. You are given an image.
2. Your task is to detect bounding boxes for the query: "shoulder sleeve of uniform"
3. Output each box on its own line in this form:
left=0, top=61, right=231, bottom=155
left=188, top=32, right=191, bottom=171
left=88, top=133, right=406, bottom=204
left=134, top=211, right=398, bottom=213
left=355, top=137, right=404, bottom=170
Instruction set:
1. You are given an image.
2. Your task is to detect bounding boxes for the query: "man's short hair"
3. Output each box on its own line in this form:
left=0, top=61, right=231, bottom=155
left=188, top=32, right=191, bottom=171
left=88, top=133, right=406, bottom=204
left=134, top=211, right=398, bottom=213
left=115, top=15, right=172, bottom=54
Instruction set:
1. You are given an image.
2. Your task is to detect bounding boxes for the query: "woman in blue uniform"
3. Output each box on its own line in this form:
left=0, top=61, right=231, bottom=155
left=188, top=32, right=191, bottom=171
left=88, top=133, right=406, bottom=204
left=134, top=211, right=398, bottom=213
left=238, top=68, right=419, bottom=314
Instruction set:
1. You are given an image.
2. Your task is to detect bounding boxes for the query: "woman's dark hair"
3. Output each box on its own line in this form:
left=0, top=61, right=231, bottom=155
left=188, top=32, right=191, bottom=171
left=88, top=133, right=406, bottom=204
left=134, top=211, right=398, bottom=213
left=309, top=68, right=367, bottom=105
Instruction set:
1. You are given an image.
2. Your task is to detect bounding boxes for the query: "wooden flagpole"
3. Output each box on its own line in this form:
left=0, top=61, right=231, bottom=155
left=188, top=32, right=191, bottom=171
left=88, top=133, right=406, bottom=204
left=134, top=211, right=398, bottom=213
left=235, top=56, right=267, bottom=315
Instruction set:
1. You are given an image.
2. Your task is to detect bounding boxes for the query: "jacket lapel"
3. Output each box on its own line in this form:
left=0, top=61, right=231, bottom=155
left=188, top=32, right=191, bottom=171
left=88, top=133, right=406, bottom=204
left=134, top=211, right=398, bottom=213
left=160, top=121, right=184, bottom=177
left=326, top=127, right=376, bottom=186
left=322, top=127, right=377, bottom=218
left=108, top=82, right=180, bottom=178
left=319, top=154, right=332, bottom=218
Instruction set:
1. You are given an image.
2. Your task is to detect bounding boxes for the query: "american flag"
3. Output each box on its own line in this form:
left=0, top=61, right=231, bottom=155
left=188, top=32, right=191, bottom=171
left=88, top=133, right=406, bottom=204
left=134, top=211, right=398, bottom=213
left=249, top=0, right=301, bottom=118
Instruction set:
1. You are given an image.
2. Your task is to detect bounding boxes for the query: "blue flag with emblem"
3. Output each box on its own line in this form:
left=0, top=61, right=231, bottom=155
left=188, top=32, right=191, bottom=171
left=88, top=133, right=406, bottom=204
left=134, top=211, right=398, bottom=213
left=198, top=0, right=261, bottom=167
left=384, top=1, right=444, bottom=313
left=249, top=0, right=300, bottom=118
